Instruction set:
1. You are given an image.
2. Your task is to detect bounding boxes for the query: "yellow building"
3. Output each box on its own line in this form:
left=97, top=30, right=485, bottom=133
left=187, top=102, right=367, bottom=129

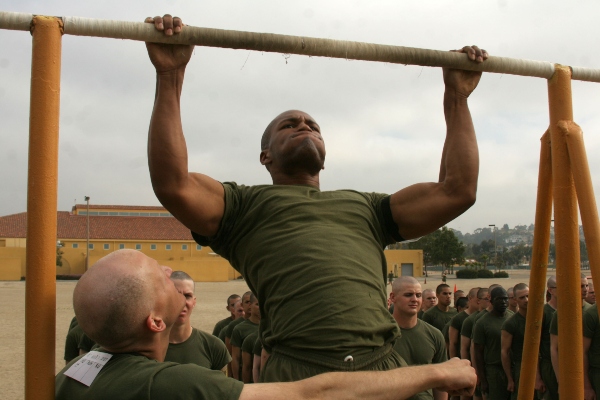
left=0, top=204, right=423, bottom=281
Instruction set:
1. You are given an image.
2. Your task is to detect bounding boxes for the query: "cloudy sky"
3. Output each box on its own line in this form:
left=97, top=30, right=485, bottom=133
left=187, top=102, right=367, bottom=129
left=1, top=0, right=600, bottom=235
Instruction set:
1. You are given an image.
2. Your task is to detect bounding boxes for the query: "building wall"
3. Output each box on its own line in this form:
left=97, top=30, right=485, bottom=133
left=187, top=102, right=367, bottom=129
left=0, top=240, right=423, bottom=281
left=0, top=247, right=26, bottom=280
left=384, top=249, right=424, bottom=277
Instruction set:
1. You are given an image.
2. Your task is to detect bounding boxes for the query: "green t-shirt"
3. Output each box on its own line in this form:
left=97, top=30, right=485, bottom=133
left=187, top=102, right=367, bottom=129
left=193, top=183, right=401, bottom=357
left=473, top=311, right=512, bottom=366
left=501, top=312, right=526, bottom=362
left=422, top=305, right=458, bottom=332
left=165, top=328, right=231, bottom=370
left=242, top=331, right=259, bottom=355
left=64, top=323, right=85, bottom=362
left=540, top=303, right=556, bottom=361
left=226, top=318, right=247, bottom=340
left=417, top=310, right=425, bottom=320
left=213, top=316, right=234, bottom=336
left=231, top=320, right=259, bottom=348
left=470, top=309, right=489, bottom=339
left=79, top=332, right=96, bottom=353
left=55, top=349, right=243, bottom=399
left=549, top=302, right=592, bottom=335
left=583, top=304, right=600, bottom=369
left=253, top=336, right=263, bottom=357
left=460, top=310, right=481, bottom=339
left=393, top=320, right=448, bottom=400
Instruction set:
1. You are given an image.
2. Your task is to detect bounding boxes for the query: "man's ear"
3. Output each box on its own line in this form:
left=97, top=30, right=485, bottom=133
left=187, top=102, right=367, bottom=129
left=146, top=314, right=167, bottom=333
left=389, top=292, right=396, bottom=303
left=260, top=149, right=270, bottom=166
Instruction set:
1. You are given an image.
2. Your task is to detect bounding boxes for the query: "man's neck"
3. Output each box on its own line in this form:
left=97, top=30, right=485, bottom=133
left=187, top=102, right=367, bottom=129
left=249, top=315, right=260, bottom=324
left=509, top=305, right=518, bottom=313
left=169, top=323, right=193, bottom=344
left=393, top=312, right=418, bottom=329
left=271, top=173, right=320, bottom=189
left=548, top=297, right=558, bottom=309
left=518, top=308, right=527, bottom=318
left=437, top=303, right=450, bottom=312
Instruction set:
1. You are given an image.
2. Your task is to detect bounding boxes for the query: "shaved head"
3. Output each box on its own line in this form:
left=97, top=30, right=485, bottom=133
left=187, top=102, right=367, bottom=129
left=73, top=250, right=181, bottom=350
left=392, top=276, right=420, bottom=293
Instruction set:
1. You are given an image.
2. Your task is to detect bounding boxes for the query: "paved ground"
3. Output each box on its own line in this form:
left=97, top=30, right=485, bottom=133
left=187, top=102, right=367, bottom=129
left=0, top=268, right=562, bottom=399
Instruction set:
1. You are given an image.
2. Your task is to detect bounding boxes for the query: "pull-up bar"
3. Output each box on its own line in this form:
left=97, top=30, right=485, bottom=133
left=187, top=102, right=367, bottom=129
left=2, top=10, right=600, bottom=82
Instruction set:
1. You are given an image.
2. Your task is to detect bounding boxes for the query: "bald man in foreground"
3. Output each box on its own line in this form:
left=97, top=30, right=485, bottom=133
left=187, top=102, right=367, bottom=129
left=55, top=250, right=477, bottom=399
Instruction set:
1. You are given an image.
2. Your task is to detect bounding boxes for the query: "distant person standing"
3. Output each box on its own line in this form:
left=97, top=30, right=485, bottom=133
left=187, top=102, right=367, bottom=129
left=507, top=287, right=519, bottom=314
left=583, top=302, right=600, bottom=400
left=231, top=293, right=260, bottom=381
left=388, top=271, right=395, bottom=285
left=449, top=287, right=479, bottom=359
left=391, top=277, right=447, bottom=400
left=212, top=294, right=241, bottom=336
left=500, top=283, right=529, bottom=400
left=423, top=284, right=458, bottom=332
left=586, top=281, right=596, bottom=305
left=538, top=276, right=558, bottom=400
left=164, top=271, right=231, bottom=371
left=473, top=287, right=512, bottom=400
left=419, top=289, right=438, bottom=319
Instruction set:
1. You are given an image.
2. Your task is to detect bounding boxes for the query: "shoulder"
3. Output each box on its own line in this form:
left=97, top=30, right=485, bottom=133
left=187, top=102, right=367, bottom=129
left=418, top=319, right=445, bottom=341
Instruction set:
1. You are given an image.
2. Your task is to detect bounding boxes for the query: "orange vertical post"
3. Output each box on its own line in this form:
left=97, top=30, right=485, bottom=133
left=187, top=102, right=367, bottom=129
left=25, top=16, right=63, bottom=400
left=548, top=65, right=583, bottom=399
left=565, top=122, right=600, bottom=312
left=518, top=130, right=552, bottom=400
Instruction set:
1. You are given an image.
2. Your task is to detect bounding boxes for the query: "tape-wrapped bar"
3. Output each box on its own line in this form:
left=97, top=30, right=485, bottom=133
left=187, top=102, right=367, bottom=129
left=61, top=16, right=556, bottom=78
left=0, top=11, right=33, bottom=31
left=3, top=11, right=600, bottom=81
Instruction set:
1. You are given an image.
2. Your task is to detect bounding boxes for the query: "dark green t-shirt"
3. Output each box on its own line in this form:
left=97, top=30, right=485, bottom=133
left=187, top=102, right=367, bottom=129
left=165, top=328, right=231, bottom=370
left=226, top=318, right=247, bottom=340
left=64, top=323, right=85, bottom=362
left=231, top=320, right=259, bottom=348
left=393, top=320, right=448, bottom=400
left=253, top=335, right=263, bottom=357
left=583, top=304, right=600, bottom=369
left=213, top=316, right=234, bottom=337
left=193, top=183, right=401, bottom=357
left=55, top=349, right=243, bottom=399
left=242, top=331, right=259, bottom=355
left=501, top=312, right=526, bottom=362
left=540, top=303, right=556, bottom=361
left=549, top=302, right=592, bottom=335
left=473, top=311, right=512, bottom=366
left=422, top=305, right=458, bottom=332
left=470, top=310, right=489, bottom=339
left=460, top=310, right=481, bottom=339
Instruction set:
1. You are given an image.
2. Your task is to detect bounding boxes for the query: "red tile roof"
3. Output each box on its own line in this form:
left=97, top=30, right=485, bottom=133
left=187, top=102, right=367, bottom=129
left=71, top=204, right=168, bottom=211
left=0, top=211, right=194, bottom=241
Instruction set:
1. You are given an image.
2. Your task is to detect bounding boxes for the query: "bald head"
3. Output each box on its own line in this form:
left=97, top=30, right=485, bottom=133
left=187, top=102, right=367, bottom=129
left=392, top=276, right=420, bottom=293
left=73, top=250, right=179, bottom=350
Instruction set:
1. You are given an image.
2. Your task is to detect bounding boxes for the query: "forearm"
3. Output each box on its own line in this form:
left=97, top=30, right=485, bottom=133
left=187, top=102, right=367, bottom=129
left=449, top=328, right=459, bottom=358
left=474, top=347, right=486, bottom=385
left=232, top=347, right=242, bottom=380
left=439, top=91, right=478, bottom=201
left=242, top=353, right=253, bottom=383
left=253, top=355, right=261, bottom=383
left=148, top=69, right=190, bottom=201
left=500, top=349, right=513, bottom=384
left=241, top=364, right=456, bottom=400
left=460, top=336, right=470, bottom=361
left=550, top=335, right=559, bottom=380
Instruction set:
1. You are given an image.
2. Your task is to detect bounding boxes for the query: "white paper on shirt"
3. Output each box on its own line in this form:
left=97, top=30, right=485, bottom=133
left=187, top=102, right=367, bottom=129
left=64, top=351, right=113, bottom=386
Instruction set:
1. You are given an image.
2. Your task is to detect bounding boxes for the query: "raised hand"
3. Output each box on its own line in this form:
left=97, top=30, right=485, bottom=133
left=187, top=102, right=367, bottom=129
left=144, top=15, right=194, bottom=74
left=443, top=45, right=488, bottom=98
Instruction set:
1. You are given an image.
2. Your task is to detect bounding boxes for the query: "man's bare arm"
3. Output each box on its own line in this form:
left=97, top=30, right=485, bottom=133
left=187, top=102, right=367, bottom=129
left=449, top=326, right=460, bottom=358
left=500, top=330, right=514, bottom=392
left=240, top=358, right=476, bottom=400
left=460, top=335, right=471, bottom=361
left=253, top=354, right=261, bottom=383
left=231, top=346, right=242, bottom=380
left=390, top=46, right=486, bottom=240
left=550, top=334, right=559, bottom=382
left=146, top=15, right=225, bottom=236
left=242, top=351, right=254, bottom=383
left=474, top=343, right=487, bottom=394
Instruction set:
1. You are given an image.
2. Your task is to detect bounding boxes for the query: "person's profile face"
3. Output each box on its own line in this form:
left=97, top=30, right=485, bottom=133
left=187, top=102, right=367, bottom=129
left=233, top=302, right=244, bottom=320
left=515, top=288, right=529, bottom=310
left=173, top=279, right=196, bottom=325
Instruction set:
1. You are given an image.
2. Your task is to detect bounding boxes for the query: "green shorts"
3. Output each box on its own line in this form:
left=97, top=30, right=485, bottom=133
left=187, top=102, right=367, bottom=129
left=261, top=342, right=406, bottom=382
left=484, top=364, right=509, bottom=400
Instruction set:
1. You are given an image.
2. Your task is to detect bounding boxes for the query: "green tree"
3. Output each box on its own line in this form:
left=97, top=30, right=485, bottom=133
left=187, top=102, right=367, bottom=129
left=409, top=227, right=465, bottom=273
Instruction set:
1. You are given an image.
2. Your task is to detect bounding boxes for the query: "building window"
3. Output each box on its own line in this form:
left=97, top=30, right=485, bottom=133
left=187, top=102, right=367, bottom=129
left=72, top=243, right=78, bottom=249
left=196, top=245, right=202, bottom=250
left=182, top=244, right=188, bottom=250
left=150, top=244, right=157, bottom=250
left=88, top=244, right=94, bottom=250
left=166, top=244, right=172, bottom=250
left=119, top=244, right=125, bottom=250
left=135, top=244, right=141, bottom=250
left=103, top=244, right=109, bottom=250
